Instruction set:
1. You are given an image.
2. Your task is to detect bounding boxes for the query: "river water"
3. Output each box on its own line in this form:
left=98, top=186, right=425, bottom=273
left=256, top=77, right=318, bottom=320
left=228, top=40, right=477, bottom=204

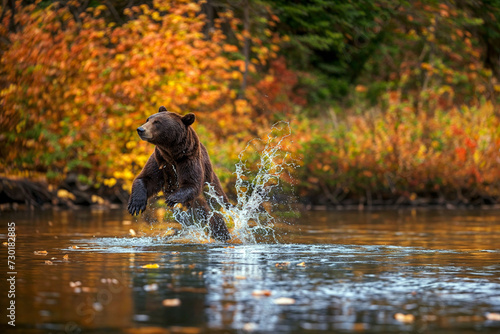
left=1, top=208, right=500, bottom=333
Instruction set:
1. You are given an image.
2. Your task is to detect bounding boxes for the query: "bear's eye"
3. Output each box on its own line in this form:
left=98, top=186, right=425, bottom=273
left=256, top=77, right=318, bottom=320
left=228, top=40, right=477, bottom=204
left=146, top=117, right=150, bottom=123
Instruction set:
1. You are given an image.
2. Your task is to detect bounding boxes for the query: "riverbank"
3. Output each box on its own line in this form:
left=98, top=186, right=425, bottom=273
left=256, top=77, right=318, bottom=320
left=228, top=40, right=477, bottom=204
left=2, top=176, right=500, bottom=212
left=0, top=176, right=128, bottom=211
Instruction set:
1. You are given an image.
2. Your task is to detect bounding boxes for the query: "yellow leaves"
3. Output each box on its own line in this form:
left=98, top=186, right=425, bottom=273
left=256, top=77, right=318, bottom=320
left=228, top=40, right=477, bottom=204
left=103, top=178, right=117, bottom=187
left=115, top=54, right=126, bottom=62
left=91, top=195, right=105, bottom=204
left=151, top=11, right=161, bottom=21
left=141, top=263, right=160, bottom=269
left=421, top=62, right=433, bottom=71
left=3, top=0, right=294, bottom=191
left=473, top=150, right=481, bottom=164
left=57, top=189, right=76, bottom=200
left=126, top=141, right=136, bottom=150
left=113, top=169, right=135, bottom=182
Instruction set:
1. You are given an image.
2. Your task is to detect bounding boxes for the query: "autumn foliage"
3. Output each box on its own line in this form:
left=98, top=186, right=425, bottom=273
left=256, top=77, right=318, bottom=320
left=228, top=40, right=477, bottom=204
left=0, top=0, right=296, bottom=191
left=1, top=0, right=500, bottom=206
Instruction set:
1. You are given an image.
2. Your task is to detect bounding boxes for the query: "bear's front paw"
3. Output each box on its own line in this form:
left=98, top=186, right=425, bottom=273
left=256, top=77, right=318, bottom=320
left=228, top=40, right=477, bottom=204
left=165, top=195, right=180, bottom=208
left=128, top=197, right=147, bottom=216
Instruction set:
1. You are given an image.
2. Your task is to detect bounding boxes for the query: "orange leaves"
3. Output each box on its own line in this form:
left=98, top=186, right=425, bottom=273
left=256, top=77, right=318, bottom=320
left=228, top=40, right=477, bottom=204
left=455, top=147, right=467, bottom=162
left=291, top=101, right=500, bottom=201
left=1, top=0, right=302, bottom=193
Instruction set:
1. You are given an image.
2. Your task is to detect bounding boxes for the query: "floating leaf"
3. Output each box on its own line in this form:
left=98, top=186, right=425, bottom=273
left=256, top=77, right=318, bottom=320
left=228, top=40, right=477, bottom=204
left=252, top=290, right=272, bottom=297
left=275, top=262, right=290, bottom=268
left=34, top=250, right=48, bottom=255
left=486, top=312, right=500, bottom=321
left=395, top=313, right=415, bottom=323
left=162, top=298, right=181, bottom=307
left=141, top=263, right=160, bottom=269
left=273, top=297, right=295, bottom=305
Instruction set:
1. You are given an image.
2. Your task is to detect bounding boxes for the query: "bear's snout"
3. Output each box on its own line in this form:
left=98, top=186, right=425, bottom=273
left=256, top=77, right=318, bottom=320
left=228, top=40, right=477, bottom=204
left=137, top=126, right=150, bottom=140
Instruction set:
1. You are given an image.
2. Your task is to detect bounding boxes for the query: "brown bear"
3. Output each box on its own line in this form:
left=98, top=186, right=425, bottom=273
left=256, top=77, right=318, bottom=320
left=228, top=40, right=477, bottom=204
left=127, top=106, right=231, bottom=241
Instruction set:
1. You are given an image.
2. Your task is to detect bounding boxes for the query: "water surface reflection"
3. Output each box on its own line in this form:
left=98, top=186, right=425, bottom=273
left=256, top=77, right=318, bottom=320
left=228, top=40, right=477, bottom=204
left=1, top=209, right=500, bottom=333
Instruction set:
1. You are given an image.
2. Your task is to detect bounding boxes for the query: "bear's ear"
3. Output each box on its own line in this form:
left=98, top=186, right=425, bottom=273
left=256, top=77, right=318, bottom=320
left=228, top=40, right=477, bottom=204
left=158, top=106, right=167, bottom=113
left=181, top=113, right=196, bottom=126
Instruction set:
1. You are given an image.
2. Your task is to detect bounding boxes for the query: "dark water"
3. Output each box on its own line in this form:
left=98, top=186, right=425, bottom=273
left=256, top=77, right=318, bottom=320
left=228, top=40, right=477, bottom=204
left=1, top=209, right=500, bottom=333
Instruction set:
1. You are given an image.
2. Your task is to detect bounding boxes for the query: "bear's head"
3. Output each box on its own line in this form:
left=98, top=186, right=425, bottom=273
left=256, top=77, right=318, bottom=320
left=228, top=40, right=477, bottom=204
left=136, top=106, right=196, bottom=146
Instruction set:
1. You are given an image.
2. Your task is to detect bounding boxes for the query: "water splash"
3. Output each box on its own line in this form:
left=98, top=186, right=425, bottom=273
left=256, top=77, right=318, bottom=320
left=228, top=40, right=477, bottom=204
left=170, top=121, right=296, bottom=243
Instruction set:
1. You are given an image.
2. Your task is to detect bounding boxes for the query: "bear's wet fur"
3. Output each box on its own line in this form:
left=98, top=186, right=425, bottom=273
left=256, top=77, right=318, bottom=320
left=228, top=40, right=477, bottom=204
left=128, top=106, right=230, bottom=241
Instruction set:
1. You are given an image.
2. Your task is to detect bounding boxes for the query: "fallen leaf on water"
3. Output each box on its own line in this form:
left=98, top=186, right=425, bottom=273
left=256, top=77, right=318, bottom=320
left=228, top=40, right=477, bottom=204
left=352, top=323, right=366, bottom=331
left=34, top=250, right=48, bottom=255
left=486, top=312, right=500, bottom=321
left=162, top=298, right=181, bottom=307
left=71, top=245, right=79, bottom=249
left=275, top=262, right=290, bottom=268
left=394, top=313, right=415, bottom=323
left=273, top=297, right=295, bottom=305
left=235, top=276, right=246, bottom=280
left=2, top=242, right=7, bottom=246
left=142, top=263, right=160, bottom=269
left=143, top=283, right=158, bottom=291
left=63, top=254, right=69, bottom=261
left=171, top=252, right=180, bottom=255
left=129, top=229, right=137, bottom=237
left=252, top=290, right=272, bottom=297
left=44, top=260, right=53, bottom=265
left=296, top=262, right=306, bottom=267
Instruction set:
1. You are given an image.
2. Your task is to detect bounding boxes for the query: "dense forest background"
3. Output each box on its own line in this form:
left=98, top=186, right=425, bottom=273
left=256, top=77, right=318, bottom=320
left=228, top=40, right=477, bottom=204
left=1, top=0, right=500, bottom=207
